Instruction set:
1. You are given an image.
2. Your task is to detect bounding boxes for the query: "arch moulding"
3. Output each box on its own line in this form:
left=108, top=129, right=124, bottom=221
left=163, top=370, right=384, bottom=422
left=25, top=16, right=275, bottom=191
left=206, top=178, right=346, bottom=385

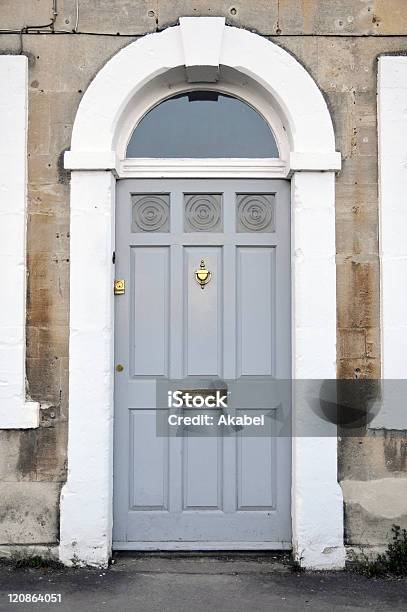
left=61, top=17, right=345, bottom=569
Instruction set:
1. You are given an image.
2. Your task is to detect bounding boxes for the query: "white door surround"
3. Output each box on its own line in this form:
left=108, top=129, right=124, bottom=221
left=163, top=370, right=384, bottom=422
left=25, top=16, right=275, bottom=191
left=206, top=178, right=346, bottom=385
left=61, top=17, right=345, bottom=569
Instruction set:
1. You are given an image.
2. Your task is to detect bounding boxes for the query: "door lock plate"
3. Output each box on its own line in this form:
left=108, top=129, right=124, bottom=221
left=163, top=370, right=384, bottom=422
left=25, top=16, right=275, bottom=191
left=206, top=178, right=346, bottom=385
left=114, top=279, right=125, bottom=295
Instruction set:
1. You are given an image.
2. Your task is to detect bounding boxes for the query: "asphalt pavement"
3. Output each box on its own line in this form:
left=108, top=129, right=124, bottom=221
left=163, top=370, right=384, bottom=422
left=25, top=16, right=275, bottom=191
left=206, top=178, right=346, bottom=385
left=0, top=553, right=406, bottom=611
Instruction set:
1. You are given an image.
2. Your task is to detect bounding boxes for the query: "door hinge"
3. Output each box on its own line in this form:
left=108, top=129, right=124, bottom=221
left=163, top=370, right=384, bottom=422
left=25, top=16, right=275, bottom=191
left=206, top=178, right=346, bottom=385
left=114, top=279, right=125, bottom=295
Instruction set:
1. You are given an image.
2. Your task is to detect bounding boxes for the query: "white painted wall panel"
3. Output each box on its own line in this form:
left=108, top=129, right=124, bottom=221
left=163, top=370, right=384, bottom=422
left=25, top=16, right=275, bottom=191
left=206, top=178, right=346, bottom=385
left=379, top=57, right=407, bottom=380
left=0, top=56, right=39, bottom=428
left=374, top=56, right=407, bottom=429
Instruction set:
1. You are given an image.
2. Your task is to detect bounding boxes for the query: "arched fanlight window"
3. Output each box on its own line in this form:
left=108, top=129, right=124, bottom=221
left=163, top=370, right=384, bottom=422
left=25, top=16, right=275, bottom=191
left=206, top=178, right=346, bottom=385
left=126, top=91, right=279, bottom=158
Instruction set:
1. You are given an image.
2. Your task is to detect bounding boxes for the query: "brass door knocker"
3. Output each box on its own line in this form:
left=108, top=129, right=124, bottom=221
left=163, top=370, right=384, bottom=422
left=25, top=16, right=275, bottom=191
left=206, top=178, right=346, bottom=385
left=195, top=259, right=211, bottom=289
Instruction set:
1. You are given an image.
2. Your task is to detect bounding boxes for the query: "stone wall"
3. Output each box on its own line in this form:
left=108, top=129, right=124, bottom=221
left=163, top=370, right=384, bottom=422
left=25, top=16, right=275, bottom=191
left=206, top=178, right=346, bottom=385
left=0, top=0, right=406, bottom=550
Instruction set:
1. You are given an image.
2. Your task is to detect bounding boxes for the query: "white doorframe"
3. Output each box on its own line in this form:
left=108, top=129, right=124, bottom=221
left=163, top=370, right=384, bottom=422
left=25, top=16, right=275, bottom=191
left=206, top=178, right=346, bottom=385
left=60, top=17, right=345, bottom=569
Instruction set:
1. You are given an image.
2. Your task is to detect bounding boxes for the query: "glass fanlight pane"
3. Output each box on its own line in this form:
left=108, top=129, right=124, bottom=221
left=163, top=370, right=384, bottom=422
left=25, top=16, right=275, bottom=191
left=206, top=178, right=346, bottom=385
left=126, top=91, right=279, bottom=158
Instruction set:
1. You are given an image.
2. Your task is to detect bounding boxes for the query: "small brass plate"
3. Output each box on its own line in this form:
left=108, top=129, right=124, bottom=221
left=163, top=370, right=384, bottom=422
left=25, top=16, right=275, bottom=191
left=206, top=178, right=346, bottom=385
left=114, top=279, right=125, bottom=295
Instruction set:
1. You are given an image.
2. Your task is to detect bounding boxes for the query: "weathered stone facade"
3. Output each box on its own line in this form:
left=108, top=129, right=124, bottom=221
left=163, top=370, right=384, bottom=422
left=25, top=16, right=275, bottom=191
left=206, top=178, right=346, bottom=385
left=0, top=0, right=406, bottom=552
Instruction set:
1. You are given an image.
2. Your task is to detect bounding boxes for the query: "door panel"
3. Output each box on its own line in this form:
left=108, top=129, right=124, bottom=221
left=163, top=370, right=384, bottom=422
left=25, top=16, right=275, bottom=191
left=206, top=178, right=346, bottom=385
left=237, top=420, right=276, bottom=509
left=113, top=179, right=291, bottom=548
left=131, top=247, right=169, bottom=376
left=129, top=410, right=168, bottom=510
left=184, top=247, right=222, bottom=376
left=183, top=433, right=222, bottom=510
left=237, top=247, right=275, bottom=376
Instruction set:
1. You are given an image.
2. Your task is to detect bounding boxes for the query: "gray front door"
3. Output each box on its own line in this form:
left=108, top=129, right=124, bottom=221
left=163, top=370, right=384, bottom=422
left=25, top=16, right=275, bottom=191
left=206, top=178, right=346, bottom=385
left=113, top=179, right=291, bottom=548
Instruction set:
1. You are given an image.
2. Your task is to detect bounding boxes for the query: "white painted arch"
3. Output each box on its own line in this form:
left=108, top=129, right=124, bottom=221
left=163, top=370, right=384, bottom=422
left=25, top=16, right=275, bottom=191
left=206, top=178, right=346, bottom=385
left=60, top=17, right=345, bottom=569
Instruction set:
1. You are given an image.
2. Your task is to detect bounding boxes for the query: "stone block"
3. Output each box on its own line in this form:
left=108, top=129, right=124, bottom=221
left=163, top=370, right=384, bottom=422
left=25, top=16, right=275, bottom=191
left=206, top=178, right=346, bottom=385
left=28, top=184, right=69, bottom=216
left=26, top=325, right=39, bottom=360
left=66, top=0, right=157, bottom=35
left=316, top=38, right=376, bottom=94
left=341, top=155, right=378, bottom=187
left=157, top=0, right=278, bottom=33
left=353, top=90, right=377, bottom=128
left=337, top=260, right=379, bottom=329
left=341, top=476, right=407, bottom=545
left=338, top=357, right=379, bottom=379
left=0, top=33, right=20, bottom=54
left=27, top=252, right=69, bottom=328
left=27, top=212, right=69, bottom=257
left=336, top=211, right=379, bottom=258
left=336, top=182, right=378, bottom=213
left=0, top=431, right=21, bottom=482
left=27, top=92, right=51, bottom=156
left=26, top=356, right=61, bottom=404
left=17, top=420, right=68, bottom=482
left=278, top=0, right=376, bottom=35
left=37, top=326, right=69, bottom=360
left=0, top=482, right=60, bottom=544
left=25, top=35, right=131, bottom=94
left=365, top=327, right=379, bottom=359
left=325, top=91, right=356, bottom=161
left=272, top=37, right=319, bottom=77
left=0, top=0, right=157, bottom=36
left=59, top=357, right=69, bottom=421
left=0, top=1, right=53, bottom=31
left=339, top=329, right=366, bottom=360
left=374, top=0, right=407, bottom=35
